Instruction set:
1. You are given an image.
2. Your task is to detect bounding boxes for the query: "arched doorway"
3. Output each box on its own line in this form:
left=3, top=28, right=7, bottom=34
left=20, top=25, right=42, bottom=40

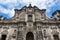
left=1, top=34, right=7, bottom=40
left=26, top=32, right=34, bottom=40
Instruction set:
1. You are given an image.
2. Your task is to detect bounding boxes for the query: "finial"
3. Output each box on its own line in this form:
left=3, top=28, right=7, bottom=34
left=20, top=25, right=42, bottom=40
left=29, top=4, right=31, bottom=6
left=28, top=2, right=32, bottom=8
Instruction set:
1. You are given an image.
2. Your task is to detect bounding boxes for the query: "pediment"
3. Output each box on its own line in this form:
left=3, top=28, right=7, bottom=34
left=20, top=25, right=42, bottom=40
left=0, top=4, right=60, bottom=23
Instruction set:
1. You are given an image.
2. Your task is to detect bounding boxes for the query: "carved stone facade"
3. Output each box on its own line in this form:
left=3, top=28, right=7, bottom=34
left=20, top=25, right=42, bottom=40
left=0, top=4, right=60, bottom=40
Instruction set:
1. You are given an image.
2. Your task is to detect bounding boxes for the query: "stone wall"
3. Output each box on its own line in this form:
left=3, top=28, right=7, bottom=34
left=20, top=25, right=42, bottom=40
left=0, top=22, right=60, bottom=40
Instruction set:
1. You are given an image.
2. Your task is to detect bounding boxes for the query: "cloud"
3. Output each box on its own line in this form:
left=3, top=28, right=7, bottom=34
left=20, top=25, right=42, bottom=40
left=0, top=6, right=15, bottom=18
left=0, top=6, right=9, bottom=14
left=0, top=0, right=58, bottom=8
left=0, top=0, right=17, bottom=4
left=20, top=0, right=58, bottom=9
left=0, top=0, right=59, bottom=18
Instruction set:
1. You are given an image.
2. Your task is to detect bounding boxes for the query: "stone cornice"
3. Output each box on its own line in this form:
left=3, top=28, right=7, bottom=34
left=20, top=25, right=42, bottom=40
left=0, top=20, right=60, bottom=24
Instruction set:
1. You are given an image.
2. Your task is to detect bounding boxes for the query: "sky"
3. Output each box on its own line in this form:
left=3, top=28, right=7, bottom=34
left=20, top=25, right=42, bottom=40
left=0, top=0, right=60, bottom=19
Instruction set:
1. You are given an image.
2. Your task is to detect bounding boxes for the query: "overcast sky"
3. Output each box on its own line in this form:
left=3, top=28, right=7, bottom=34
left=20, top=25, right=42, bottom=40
left=0, top=0, right=60, bottom=19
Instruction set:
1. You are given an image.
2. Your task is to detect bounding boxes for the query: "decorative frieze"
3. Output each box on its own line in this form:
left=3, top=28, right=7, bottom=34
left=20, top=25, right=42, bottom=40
left=36, top=31, right=43, bottom=40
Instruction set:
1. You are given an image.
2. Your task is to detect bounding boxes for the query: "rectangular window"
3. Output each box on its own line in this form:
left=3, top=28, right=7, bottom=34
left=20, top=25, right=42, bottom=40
left=28, top=15, right=32, bottom=21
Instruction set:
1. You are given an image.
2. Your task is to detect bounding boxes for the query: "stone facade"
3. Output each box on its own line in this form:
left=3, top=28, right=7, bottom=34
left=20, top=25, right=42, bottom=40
left=0, top=4, right=60, bottom=40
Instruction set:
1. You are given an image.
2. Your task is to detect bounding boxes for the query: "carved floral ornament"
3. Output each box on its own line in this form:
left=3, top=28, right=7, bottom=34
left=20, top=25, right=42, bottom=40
left=51, top=26, right=57, bottom=29
left=52, top=30, right=59, bottom=35
left=3, top=26, right=9, bottom=29
left=1, top=30, right=8, bottom=35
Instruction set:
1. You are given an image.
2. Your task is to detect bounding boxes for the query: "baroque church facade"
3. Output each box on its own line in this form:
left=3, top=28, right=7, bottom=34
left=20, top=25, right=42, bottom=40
left=0, top=4, right=60, bottom=40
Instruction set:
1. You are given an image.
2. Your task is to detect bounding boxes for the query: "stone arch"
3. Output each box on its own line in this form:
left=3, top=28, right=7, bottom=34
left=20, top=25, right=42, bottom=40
left=1, top=30, right=8, bottom=40
left=26, top=32, right=34, bottom=40
left=52, top=31, right=59, bottom=40
left=52, top=30, right=59, bottom=35
left=1, top=30, right=8, bottom=35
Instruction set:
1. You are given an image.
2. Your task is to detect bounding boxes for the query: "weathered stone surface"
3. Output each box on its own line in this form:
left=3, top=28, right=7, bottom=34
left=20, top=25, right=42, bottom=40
left=0, top=4, right=60, bottom=40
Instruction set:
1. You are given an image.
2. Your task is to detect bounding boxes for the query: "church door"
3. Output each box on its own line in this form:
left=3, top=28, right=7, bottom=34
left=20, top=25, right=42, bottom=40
left=26, top=32, right=34, bottom=40
left=1, top=35, right=7, bottom=40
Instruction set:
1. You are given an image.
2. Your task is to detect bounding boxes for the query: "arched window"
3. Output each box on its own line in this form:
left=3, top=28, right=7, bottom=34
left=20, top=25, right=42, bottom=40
left=28, top=15, right=32, bottom=21
left=1, top=34, right=7, bottom=40
left=53, top=35, right=59, bottom=40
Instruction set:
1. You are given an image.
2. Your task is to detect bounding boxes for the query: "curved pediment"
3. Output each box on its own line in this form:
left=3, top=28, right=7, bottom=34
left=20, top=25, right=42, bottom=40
left=0, top=4, right=60, bottom=23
